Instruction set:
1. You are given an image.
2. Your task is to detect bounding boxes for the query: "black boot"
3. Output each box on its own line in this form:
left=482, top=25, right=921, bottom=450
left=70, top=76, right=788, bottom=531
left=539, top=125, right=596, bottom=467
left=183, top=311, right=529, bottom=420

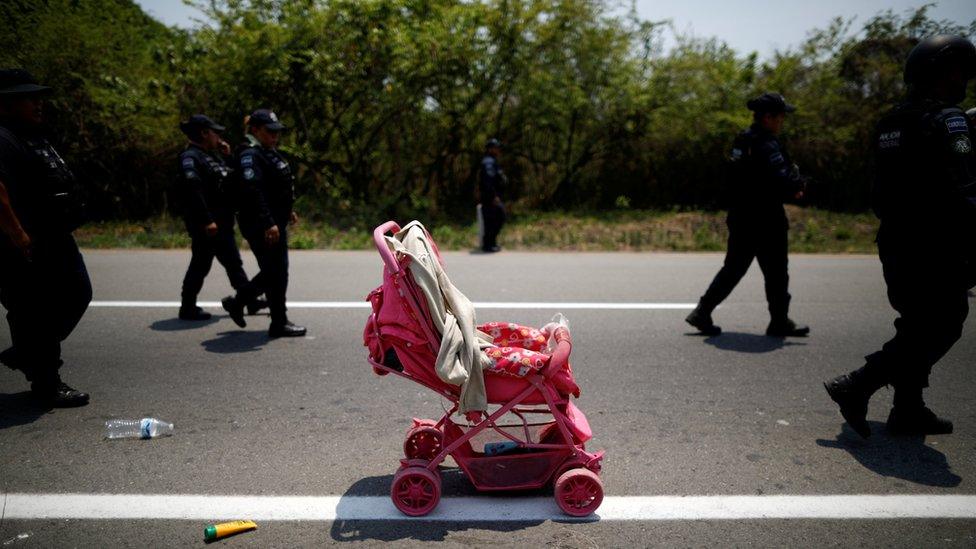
left=269, top=321, right=306, bottom=338
left=824, top=368, right=884, bottom=439
left=766, top=318, right=810, bottom=337
left=247, top=297, right=269, bottom=316
left=887, top=406, right=953, bottom=435
left=221, top=296, right=247, bottom=327
left=31, top=380, right=89, bottom=407
left=179, top=305, right=212, bottom=321
left=685, top=304, right=721, bottom=336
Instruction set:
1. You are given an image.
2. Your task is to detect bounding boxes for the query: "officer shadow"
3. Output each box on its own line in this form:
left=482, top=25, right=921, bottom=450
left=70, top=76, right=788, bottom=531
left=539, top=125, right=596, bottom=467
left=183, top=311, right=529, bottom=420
left=201, top=330, right=268, bottom=354
left=150, top=317, right=220, bottom=331
left=329, top=469, right=545, bottom=543
left=699, top=331, right=805, bottom=354
left=816, top=422, right=961, bottom=487
left=0, top=391, right=52, bottom=429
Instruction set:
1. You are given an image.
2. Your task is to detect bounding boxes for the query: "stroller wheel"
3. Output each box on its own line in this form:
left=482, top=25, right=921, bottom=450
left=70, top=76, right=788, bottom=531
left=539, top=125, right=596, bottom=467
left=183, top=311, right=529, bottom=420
left=554, top=468, right=604, bottom=517
left=391, top=466, right=441, bottom=516
left=404, top=426, right=443, bottom=461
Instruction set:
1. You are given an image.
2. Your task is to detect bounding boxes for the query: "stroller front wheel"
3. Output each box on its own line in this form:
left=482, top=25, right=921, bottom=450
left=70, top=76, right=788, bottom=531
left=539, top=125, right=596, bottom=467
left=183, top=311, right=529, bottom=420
left=391, top=465, right=442, bottom=516
left=554, top=468, right=604, bottom=517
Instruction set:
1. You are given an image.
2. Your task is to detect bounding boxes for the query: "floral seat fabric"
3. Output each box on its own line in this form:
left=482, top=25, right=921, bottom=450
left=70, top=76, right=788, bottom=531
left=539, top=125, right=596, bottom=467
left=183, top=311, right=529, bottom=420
left=479, top=322, right=551, bottom=378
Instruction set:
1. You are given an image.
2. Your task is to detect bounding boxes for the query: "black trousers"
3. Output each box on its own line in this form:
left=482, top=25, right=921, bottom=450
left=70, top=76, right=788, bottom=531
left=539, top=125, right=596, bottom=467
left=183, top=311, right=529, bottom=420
left=482, top=202, right=506, bottom=250
left=699, top=220, right=791, bottom=321
left=181, top=224, right=250, bottom=306
left=861, top=239, right=969, bottom=393
left=0, top=234, right=92, bottom=386
left=239, top=225, right=289, bottom=325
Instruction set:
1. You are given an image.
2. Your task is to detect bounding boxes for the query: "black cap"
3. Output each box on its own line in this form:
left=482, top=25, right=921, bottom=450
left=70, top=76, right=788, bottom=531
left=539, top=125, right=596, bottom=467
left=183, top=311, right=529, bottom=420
left=248, top=109, right=285, bottom=131
left=904, top=34, right=976, bottom=85
left=0, top=68, right=52, bottom=96
left=179, top=114, right=225, bottom=136
left=485, top=137, right=502, bottom=149
left=747, top=92, right=796, bottom=114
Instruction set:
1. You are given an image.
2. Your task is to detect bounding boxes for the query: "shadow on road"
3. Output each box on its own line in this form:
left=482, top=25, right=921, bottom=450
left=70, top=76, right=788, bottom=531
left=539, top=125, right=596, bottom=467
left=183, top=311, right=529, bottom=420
left=0, top=391, right=52, bottom=430
left=200, top=330, right=267, bottom=354
left=699, top=332, right=806, bottom=354
left=329, top=471, right=545, bottom=543
left=150, top=317, right=220, bottom=331
left=816, top=421, right=962, bottom=487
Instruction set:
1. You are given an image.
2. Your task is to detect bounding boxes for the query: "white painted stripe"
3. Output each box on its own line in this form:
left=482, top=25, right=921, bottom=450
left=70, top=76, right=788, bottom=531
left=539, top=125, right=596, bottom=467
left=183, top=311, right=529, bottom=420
left=4, top=494, right=976, bottom=522
left=88, top=301, right=697, bottom=310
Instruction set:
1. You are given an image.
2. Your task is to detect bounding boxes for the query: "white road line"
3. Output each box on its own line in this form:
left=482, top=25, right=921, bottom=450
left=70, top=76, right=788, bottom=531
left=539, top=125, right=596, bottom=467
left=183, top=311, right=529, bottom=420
left=88, top=301, right=697, bottom=310
left=4, top=494, right=976, bottom=522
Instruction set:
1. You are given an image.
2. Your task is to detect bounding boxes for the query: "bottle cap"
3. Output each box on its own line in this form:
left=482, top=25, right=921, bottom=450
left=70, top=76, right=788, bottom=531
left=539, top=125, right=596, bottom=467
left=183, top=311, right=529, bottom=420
left=204, top=525, right=217, bottom=541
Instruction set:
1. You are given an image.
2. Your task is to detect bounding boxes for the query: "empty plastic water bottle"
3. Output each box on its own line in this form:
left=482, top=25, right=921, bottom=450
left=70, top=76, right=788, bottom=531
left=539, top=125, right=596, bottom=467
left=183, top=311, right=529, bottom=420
left=105, top=418, right=174, bottom=440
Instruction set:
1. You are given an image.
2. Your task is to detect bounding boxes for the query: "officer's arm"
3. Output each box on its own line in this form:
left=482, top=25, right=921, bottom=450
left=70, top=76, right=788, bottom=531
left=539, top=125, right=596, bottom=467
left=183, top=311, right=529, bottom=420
left=0, top=179, right=30, bottom=252
left=758, top=141, right=803, bottom=198
left=479, top=160, right=498, bottom=201
left=239, top=153, right=276, bottom=230
left=937, top=112, right=976, bottom=204
left=179, top=157, right=214, bottom=228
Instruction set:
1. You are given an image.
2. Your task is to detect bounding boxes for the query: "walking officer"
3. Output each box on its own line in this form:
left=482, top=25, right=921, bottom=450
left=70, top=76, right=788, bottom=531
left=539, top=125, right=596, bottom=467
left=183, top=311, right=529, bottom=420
left=176, top=114, right=265, bottom=321
left=221, top=109, right=306, bottom=338
left=479, top=138, right=507, bottom=253
left=685, top=93, right=810, bottom=338
left=0, top=69, right=91, bottom=406
left=825, top=35, right=976, bottom=438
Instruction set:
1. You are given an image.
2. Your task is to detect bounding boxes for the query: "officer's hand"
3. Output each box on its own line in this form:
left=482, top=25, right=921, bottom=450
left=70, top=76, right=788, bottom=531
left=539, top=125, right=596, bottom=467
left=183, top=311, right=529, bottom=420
left=290, top=211, right=299, bottom=225
left=205, top=222, right=218, bottom=237
left=219, top=140, right=231, bottom=156
left=12, top=230, right=31, bottom=261
left=493, top=196, right=502, bottom=207
left=265, top=225, right=280, bottom=245
left=794, top=191, right=804, bottom=201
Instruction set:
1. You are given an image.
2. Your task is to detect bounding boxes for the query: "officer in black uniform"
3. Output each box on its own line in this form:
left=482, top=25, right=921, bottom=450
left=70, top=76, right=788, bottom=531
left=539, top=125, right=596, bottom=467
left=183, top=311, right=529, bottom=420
left=0, top=69, right=91, bottom=406
left=479, top=138, right=507, bottom=253
left=685, top=93, right=810, bottom=338
left=221, top=109, right=306, bottom=338
left=176, top=114, right=265, bottom=321
left=825, top=35, right=976, bottom=438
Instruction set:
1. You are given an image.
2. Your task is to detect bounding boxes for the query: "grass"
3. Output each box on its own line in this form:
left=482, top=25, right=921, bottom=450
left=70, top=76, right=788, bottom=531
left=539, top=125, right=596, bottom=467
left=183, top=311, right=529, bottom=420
left=73, top=206, right=879, bottom=253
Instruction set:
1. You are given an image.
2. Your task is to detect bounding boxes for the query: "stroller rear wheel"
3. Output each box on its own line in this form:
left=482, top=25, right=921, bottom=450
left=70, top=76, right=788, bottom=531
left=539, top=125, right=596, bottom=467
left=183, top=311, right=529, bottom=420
left=391, top=465, right=441, bottom=516
left=404, top=425, right=443, bottom=461
left=554, top=468, right=604, bottom=517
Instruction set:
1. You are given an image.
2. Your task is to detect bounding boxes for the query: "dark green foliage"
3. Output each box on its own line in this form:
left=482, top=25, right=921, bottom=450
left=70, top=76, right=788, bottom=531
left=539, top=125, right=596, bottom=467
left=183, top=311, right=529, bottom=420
left=2, top=1, right=974, bottom=223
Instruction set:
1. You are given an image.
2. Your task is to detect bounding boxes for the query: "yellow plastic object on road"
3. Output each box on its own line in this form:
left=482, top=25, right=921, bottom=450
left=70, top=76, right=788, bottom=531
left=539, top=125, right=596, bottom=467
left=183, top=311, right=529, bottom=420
left=203, top=520, right=257, bottom=541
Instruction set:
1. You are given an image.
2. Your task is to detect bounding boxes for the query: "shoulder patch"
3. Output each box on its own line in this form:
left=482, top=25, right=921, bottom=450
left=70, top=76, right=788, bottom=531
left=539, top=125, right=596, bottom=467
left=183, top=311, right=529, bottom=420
left=768, top=151, right=785, bottom=165
left=243, top=167, right=256, bottom=180
left=240, top=154, right=254, bottom=167
left=878, top=130, right=901, bottom=149
left=730, top=147, right=743, bottom=160
left=181, top=157, right=195, bottom=168
left=952, top=134, right=972, bottom=154
left=946, top=116, right=969, bottom=134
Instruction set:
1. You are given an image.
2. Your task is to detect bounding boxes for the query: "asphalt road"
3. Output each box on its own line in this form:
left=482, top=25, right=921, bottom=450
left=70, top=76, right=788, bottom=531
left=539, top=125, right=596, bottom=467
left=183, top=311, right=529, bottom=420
left=1, top=248, right=975, bottom=547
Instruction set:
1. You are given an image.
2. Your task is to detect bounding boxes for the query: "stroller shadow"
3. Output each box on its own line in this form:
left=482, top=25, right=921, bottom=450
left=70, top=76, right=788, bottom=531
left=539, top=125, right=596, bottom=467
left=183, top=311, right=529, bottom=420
left=816, top=421, right=961, bottom=487
left=0, top=391, right=52, bottom=430
left=150, top=316, right=220, bottom=331
left=699, top=331, right=805, bottom=354
left=329, top=471, right=547, bottom=543
left=200, top=330, right=267, bottom=354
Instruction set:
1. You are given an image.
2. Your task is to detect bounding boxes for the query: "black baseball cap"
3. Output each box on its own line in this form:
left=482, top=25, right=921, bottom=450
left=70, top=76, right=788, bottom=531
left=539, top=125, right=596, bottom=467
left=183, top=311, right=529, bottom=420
left=248, top=109, right=285, bottom=131
left=179, top=114, right=226, bottom=136
left=747, top=92, right=796, bottom=114
left=0, top=69, right=52, bottom=96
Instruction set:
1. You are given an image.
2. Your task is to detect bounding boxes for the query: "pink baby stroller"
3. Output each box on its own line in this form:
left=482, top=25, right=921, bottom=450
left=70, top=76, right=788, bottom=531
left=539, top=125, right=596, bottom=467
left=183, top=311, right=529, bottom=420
left=363, top=221, right=605, bottom=517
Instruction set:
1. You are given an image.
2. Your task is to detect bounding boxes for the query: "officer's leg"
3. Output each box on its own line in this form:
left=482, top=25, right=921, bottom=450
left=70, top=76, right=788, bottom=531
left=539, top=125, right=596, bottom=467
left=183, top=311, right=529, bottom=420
left=686, top=227, right=755, bottom=335
left=50, top=236, right=92, bottom=342
left=267, top=227, right=304, bottom=337
left=180, top=233, right=215, bottom=319
left=756, top=229, right=807, bottom=336
left=699, top=227, right=755, bottom=311
left=213, top=226, right=249, bottom=292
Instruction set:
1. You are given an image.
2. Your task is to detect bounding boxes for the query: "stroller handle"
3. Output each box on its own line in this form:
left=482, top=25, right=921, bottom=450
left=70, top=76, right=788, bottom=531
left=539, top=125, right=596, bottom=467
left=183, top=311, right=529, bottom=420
left=374, top=221, right=402, bottom=273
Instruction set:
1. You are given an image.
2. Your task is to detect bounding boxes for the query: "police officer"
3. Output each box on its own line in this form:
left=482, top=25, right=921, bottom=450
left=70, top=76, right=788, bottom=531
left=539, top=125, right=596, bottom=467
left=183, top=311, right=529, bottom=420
left=0, top=69, right=91, bottom=406
left=176, top=114, right=265, bottom=321
left=221, top=109, right=306, bottom=338
left=685, top=93, right=810, bottom=338
left=825, top=35, right=976, bottom=438
left=479, top=138, right=507, bottom=253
